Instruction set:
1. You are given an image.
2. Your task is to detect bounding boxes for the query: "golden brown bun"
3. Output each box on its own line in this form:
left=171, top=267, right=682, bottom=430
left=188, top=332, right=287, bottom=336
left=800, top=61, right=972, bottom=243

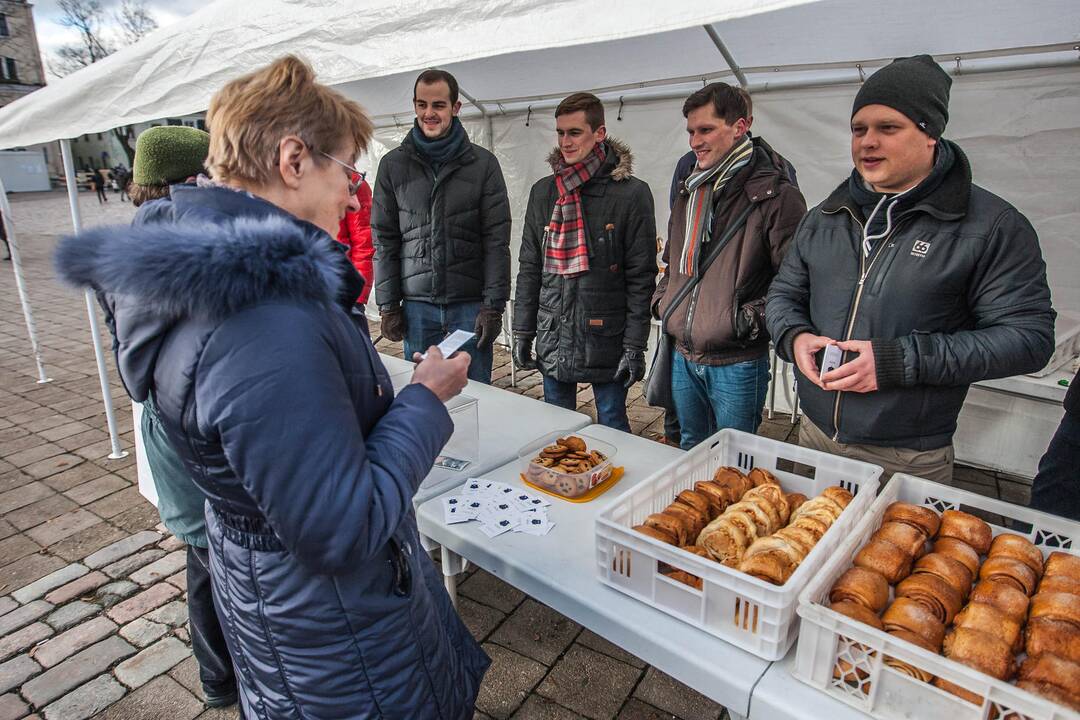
left=1039, top=574, right=1080, bottom=596
left=1044, top=551, right=1080, bottom=580
left=633, top=524, right=677, bottom=545
left=662, top=569, right=703, bottom=591
left=664, top=503, right=707, bottom=539
left=1015, top=680, right=1080, bottom=712
left=931, top=537, right=981, bottom=578
left=698, top=527, right=745, bottom=567
left=711, top=467, right=752, bottom=499
left=942, top=627, right=1016, bottom=680
left=726, top=500, right=778, bottom=537
left=830, top=600, right=884, bottom=630
left=882, top=597, right=946, bottom=649
left=743, top=536, right=805, bottom=567
left=785, top=493, right=808, bottom=516
left=680, top=545, right=710, bottom=558
left=773, top=526, right=817, bottom=558
left=645, top=513, right=689, bottom=546
left=938, top=510, right=993, bottom=555
left=883, top=502, right=941, bottom=539
left=1025, top=617, right=1080, bottom=664
left=693, top=481, right=728, bottom=517
left=873, top=521, right=929, bottom=561
left=855, top=538, right=914, bottom=585
left=744, top=484, right=787, bottom=519
left=794, top=496, right=843, bottom=523
left=969, top=580, right=1030, bottom=625
left=822, top=485, right=855, bottom=510
left=748, top=495, right=785, bottom=534
left=931, top=677, right=984, bottom=705
left=723, top=511, right=759, bottom=544
left=988, top=533, right=1045, bottom=578
left=831, top=566, right=891, bottom=613
left=791, top=514, right=829, bottom=541
left=885, top=629, right=937, bottom=682
left=1029, top=591, right=1080, bottom=629
left=747, top=467, right=779, bottom=487
left=895, top=573, right=963, bottom=624
left=978, top=556, right=1038, bottom=596
left=675, top=490, right=712, bottom=518
left=1019, top=653, right=1080, bottom=699
left=739, top=549, right=796, bottom=585
left=953, top=602, right=1023, bottom=653
left=913, top=552, right=974, bottom=600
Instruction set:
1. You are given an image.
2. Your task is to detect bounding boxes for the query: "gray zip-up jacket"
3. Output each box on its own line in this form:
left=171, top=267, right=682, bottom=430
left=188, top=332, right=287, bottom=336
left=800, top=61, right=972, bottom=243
left=766, top=141, right=1055, bottom=450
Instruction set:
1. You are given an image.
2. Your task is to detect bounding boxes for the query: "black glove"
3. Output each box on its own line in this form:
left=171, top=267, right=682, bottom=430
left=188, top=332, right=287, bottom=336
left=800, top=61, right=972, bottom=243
left=513, top=334, right=537, bottom=370
left=614, top=349, right=647, bottom=389
left=379, top=306, right=406, bottom=343
left=474, top=306, right=503, bottom=350
left=735, top=298, right=766, bottom=342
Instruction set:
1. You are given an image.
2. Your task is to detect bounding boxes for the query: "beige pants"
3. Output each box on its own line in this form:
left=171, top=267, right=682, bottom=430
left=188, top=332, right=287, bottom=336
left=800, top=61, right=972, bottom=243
left=799, top=418, right=954, bottom=485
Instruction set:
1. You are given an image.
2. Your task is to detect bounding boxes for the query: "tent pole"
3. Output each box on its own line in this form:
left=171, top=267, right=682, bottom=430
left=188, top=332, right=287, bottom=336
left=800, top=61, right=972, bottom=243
left=0, top=177, right=51, bottom=384
left=702, top=24, right=748, bottom=88
left=60, top=138, right=128, bottom=460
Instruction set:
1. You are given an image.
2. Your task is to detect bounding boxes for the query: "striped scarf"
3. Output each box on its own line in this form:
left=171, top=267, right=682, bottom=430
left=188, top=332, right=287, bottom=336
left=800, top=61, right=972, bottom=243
left=678, top=135, right=753, bottom=275
left=544, top=143, right=606, bottom=277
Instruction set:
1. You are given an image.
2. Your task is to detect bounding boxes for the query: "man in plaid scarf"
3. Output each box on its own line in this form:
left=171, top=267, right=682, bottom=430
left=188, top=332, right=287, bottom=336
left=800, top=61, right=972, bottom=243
left=513, top=93, right=657, bottom=431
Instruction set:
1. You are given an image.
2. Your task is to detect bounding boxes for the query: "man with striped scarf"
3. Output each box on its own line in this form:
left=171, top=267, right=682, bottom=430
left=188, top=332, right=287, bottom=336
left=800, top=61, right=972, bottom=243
left=653, top=83, right=806, bottom=449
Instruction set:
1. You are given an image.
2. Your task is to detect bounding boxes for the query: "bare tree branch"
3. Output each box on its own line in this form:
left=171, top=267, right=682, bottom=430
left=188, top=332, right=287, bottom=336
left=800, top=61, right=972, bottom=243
left=116, top=0, right=159, bottom=46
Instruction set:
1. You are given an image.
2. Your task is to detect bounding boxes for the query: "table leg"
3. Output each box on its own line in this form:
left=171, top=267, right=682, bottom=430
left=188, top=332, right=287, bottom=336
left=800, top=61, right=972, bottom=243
left=726, top=711, right=748, bottom=720
left=767, top=347, right=778, bottom=420
left=440, top=545, right=466, bottom=609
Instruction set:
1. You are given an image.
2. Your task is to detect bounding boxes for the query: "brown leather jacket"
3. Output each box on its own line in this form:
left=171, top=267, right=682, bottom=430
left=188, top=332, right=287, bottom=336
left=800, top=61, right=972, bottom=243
left=654, top=138, right=806, bottom=366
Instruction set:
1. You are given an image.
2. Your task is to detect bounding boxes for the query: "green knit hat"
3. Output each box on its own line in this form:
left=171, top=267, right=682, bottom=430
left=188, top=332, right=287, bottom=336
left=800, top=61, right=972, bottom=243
left=132, top=126, right=210, bottom=186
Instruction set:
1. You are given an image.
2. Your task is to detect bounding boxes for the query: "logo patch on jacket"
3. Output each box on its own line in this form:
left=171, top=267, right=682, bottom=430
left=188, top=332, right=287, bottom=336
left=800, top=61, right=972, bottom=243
left=588, top=319, right=604, bottom=327
left=911, top=240, right=931, bottom=258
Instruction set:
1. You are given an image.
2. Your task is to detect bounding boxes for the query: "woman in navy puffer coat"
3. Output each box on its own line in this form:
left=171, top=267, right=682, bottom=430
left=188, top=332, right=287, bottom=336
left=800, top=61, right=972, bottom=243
left=55, top=55, right=489, bottom=719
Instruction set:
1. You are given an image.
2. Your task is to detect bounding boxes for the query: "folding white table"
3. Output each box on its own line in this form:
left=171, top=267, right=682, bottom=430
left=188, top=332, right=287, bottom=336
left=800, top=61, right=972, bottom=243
left=416, top=424, right=771, bottom=719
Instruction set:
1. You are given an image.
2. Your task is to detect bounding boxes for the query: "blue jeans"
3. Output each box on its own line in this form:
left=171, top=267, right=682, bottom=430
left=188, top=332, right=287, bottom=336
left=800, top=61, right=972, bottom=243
left=543, top=376, right=630, bottom=432
left=402, top=300, right=492, bottom=384
left=1031, top=409, right=1080, bottom=521
left=671, top=353, right=770, bottom=449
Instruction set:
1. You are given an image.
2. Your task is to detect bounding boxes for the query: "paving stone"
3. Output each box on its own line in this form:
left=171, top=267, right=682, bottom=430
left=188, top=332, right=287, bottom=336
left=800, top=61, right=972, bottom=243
left=0, top=534, right=42, bottom=565
left=0, top=481, right=53, bottom=514
left=460, top=569, right=528, bottom=613
left=193, top=709, right=237, bottom=720
left=91, top=582, right=138, bottom=609
left=536, top=644, right=642, bottom=720
left=86, top=488, right=145, bottom=520
left=27, top=510, right=100, bottom=547
left=118, top=618, right=168, bottom=649
left=114, top=637, right=190, bottom=689
left=0, top=622, right=52, bottom=662
left=164, top=572, right=186, bottom=591
left=458, top=596, right=506, bottom=642
left=575, top=630, right=646, bottom=669
left=64, top=476, right=128, bottom=505
left=475, top=643, right=548, bottom=719
left=40, top=464, right=109, bottom=493
left=84, top=532, right=162, bottom=570
left=0, top=472, right=34, bottom=497
left=0, top=600, right=53, bottom=636
left=46, top=601, right=101, bottom=632
left=173, top=627, right=189, bottom=643
left=95, top=675, right=203, bottom=720
left=617, top=698, right=680, bottom=719
left=129, top=551, right=186, bottom=587
left=0, top=554, right=67, bottom=596
left=22, top=454, right=84, bottom=481
left=511, top=695, right=586, bottom=719
left=632, top=667, right=723, bottom=720
left=21, top=636, right=135, bottom=706
left=0, top=653, right=41, bottom=694
left=9, top=494, right=79, bottom=531
left=998, top=478, right=1032, bottom=506
left=110, top=503, right=162, bottom=534
left=165, top=656, right=199, bottom=695
left=13, top=564, right=89, bottom=603
left=49, top=524, right=129, bottom=564
left=145, top=601, right=187, bottom=628
left=45, top=572, right=109, bottom=605
left=0, top=693, right=30, bottom=720
left=41, top=674, right=126, bottom=720
left=0, top=598, right=15, bottom=617
left=38, top=422, right=93, bottom=443
left=489, top=599, right=580, bottom=666
left=102, top=550, right=166, bottom=580
left=31, top=617, right=118, bottom=668
left=106, top=583, right=180, bottom=625
left=158, top=537, right=185, bottom=553
left=4, top=444, right=66, bottom=470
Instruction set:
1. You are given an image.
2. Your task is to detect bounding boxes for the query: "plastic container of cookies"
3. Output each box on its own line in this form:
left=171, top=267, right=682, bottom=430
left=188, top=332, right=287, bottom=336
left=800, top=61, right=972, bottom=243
left=518, top=431, right=617, bottom=500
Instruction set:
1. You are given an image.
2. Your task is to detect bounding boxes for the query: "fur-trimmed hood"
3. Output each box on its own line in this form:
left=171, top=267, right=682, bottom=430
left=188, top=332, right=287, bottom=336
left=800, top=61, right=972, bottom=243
left=546, top=137, right=634, bottom=181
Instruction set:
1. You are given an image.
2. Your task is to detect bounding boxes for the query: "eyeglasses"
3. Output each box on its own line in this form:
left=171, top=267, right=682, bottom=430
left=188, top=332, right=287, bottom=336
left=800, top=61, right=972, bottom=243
left=317, top=150, right=365, bottom=195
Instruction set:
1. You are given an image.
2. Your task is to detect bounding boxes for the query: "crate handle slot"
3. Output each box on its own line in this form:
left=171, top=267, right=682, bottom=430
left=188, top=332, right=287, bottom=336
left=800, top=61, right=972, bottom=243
left=924, top=496, right=958, bottom=514
left=737, top=451, right=754, bottom=471
left=733, top=596, right=759, bottom=633
left=610, top=544, right=632, bottom=578
left=1034, top=528, right=1073, bottom=550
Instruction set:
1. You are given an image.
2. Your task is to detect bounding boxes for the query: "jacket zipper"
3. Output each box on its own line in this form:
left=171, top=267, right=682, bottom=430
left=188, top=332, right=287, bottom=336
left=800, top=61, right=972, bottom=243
left=827, top=206, right=903, bottom=442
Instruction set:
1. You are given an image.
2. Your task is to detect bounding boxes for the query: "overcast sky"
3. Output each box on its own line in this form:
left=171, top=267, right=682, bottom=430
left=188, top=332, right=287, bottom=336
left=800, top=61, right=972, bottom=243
left=33, top=0, right=200, bottom=74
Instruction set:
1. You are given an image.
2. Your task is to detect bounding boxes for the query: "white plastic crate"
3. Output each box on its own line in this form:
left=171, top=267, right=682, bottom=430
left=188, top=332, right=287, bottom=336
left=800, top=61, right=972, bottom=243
left=594, top=429, right=882, bottom=660
left=795, top=473, right=1080, bottom=720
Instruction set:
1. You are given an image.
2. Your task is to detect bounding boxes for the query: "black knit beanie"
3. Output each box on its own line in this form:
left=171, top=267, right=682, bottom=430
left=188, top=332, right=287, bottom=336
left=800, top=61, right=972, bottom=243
left=851, top=55, right=952, bottom=138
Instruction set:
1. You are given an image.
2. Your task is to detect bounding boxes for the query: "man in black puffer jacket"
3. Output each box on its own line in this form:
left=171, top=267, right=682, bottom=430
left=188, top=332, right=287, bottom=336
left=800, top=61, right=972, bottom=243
left=513, top=93, right=656, bottom=432
left=372, top=69, right=511, bottom=383
left=767, top=55, right=1055, bottom=483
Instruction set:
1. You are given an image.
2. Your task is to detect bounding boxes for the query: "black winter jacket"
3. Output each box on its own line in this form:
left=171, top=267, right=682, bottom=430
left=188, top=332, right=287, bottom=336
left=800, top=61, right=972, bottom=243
left=371, top=126, right=511, bottom=310
left=513, top=139, right=657, bottom=384
left=767, top=141, right=1055, bottom=450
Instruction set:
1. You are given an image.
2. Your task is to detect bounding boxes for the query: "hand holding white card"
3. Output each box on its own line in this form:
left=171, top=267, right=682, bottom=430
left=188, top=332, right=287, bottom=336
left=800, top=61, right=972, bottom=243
left=422, top=329, right=475, bottom=360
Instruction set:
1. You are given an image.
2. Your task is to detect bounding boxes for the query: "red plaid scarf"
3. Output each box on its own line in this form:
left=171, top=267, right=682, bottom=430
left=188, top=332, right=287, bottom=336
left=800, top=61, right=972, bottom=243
left=544, top=143, right=606, bottom=277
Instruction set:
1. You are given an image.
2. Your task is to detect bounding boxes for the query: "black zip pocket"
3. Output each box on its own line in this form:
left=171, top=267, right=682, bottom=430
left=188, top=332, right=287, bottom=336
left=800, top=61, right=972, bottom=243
left=387, top=538, right=412, bottom=597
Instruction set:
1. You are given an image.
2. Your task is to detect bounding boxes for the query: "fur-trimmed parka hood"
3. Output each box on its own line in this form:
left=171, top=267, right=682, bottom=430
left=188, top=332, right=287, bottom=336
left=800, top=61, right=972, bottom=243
left=546, top=137, right=634, bottom=181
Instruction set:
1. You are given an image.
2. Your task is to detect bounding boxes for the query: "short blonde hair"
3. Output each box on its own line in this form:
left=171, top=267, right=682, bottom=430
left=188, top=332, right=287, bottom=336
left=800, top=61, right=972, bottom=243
left=206, top=55, right=373, bottom=185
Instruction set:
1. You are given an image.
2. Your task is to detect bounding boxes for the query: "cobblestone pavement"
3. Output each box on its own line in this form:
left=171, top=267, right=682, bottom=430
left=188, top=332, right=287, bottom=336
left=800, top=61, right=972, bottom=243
left=0, top=190, right=1025, bottom=720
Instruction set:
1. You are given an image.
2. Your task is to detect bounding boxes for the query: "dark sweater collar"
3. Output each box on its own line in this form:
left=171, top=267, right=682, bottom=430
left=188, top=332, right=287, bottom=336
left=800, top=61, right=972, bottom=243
left=406, top=117, right=469, bottom=170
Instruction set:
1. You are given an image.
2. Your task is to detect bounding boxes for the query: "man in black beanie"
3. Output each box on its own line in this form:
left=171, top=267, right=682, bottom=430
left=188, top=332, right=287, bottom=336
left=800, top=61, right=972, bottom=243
left=766, top=55, right=1055, bottom=482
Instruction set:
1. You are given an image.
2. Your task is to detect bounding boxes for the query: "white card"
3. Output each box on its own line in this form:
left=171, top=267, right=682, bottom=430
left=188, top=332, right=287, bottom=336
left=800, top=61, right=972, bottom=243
left=479, top=516, right=518, bottom=538
left=422, top=329, right=475, bottom=360
left=519, top=515, right=555, bottom=536
left=442, top=497, right=474, bottom=524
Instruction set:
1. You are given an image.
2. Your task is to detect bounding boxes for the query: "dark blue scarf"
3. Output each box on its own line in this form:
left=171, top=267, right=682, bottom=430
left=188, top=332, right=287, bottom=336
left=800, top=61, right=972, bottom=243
left=409, top=117, right=467, bottom=173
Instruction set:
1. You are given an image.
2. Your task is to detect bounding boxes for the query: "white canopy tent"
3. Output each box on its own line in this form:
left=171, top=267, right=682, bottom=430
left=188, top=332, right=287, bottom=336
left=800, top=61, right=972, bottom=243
left=1, top=0, right=1078, bottom=460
